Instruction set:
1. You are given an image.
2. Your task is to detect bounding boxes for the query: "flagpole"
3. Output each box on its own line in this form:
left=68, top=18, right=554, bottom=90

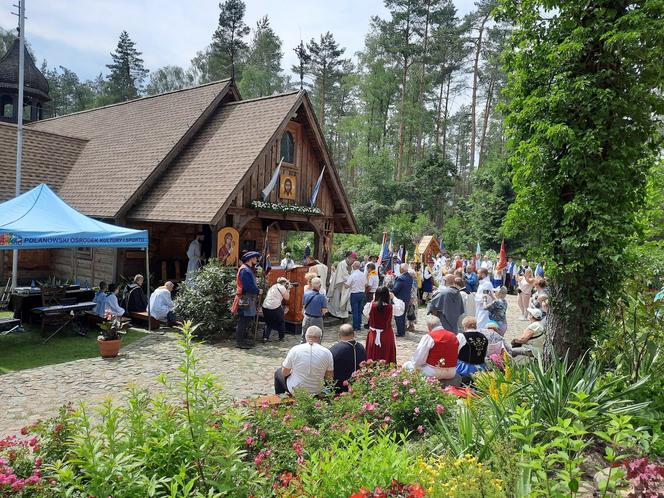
left=11, top=0, right=26, bottom=290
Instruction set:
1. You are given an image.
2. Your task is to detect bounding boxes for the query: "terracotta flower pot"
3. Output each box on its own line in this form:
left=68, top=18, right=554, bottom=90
left=98, top=338, right=122, bottom=358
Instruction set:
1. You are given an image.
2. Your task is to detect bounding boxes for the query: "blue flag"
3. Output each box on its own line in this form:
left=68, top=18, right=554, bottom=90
left=309, top=165, right=326, bottom=207
left=260, top=158, right=284, bottom=201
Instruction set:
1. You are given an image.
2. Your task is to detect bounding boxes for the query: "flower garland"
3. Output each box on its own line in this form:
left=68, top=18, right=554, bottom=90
left=250, top=200, right=323, bottom=216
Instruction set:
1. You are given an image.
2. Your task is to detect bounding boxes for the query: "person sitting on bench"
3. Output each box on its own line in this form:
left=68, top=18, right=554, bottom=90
left=105, top=283, right=125, bottom=318
left=93, top=281, right=108, bottom=317
left=125, top=274, right=148, bottom=314
left=149, top=281, right=178, bottom=326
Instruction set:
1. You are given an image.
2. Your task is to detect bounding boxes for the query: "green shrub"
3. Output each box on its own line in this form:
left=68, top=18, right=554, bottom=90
left=41, top=323, right=262, bottom=497
left=283, top=427, right=418, bottom=498
left=174, top=259, right=237, bottom=338
left=333, top=234, right=382, bottom=262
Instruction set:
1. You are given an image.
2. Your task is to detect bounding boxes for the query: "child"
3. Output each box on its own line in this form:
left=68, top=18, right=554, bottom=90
left=93, top=281, right=108, bottom=317
left=486, top=286, right=508, bottom=335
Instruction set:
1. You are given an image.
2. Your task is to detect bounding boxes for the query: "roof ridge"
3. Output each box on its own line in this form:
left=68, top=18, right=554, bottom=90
left=32, top=79, right=232, bottom=123
left=223, top=90, right=302, bottom=106
left=0, top=120, right=88, bottom=142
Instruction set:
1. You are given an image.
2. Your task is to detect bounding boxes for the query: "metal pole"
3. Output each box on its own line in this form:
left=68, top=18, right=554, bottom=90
left=11, top=0, right=26, bottom=290
left=146, top=246, right=151, bottom=332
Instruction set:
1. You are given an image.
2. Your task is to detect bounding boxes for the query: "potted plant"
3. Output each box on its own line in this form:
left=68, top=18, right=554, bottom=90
left=97, top=312, right=129, bottom=358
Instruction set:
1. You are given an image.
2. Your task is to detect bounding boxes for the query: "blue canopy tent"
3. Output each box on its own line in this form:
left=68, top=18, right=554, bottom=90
left=0, top=184, right=152, bottom=329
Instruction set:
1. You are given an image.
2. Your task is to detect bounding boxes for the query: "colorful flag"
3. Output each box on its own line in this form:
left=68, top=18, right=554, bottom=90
left=496, top=239, right=507, bottom=272
left=309, top=165, right=326, bottom=207
left=397, top=244, right=405, bottom=263
left=260, top=158, right=284, bottom=201
left=259, top=227, right=271, bottom=275
left=377, top=232, right=389, bottom=266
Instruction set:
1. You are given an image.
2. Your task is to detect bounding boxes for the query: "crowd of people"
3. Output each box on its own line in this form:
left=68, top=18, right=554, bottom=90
left=92, top=243, right=550, bottom=395
left=234, top=248, right=550, bottom=395
left=92, top=273, right=179, bottom=327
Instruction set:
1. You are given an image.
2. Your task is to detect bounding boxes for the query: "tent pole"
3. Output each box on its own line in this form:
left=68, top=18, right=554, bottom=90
left=146, top=246, right=151, bottom=332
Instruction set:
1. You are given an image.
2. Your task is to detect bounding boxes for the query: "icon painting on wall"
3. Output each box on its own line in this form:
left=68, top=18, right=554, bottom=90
left=217, top=227, right=239, bottom=266
left=279, top=174, right=297, bottom=201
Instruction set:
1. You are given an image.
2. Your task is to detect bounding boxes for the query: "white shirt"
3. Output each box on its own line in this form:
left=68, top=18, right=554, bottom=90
left=362, top=297, right=406, bottom=318
left=149, top=287, right=173, bottom=320
left=280, top=258, right=295, bottom=269
left=263, top=283, right=288, bottom=310
left=105, top=293, right=124, bottom=317
left=283, top=342, right=333, bottom=395
left=409, top=332, right=459, bottom=380
left=367, top=274, right=379, bottom=292
left=346, top=269, right=367, bottom=293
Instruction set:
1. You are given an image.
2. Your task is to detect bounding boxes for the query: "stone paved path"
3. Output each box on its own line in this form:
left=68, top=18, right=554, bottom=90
left=0, top=295, right=524, bottom=435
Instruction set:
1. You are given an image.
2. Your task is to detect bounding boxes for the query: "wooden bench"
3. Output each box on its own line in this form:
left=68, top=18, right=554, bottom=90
left=84, top=311, right=130, bottom=327
left=0, top=317, right=21, bottom=335
left=128, top=311, right=164, bottom=330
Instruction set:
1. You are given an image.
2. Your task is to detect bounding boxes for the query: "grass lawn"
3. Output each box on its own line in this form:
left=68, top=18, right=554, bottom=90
left=0, top=311, right=147, bottom=374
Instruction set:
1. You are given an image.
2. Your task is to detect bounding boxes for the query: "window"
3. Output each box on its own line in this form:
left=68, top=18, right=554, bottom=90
left=0, top=96, right=13, bottom=118
left=280, top=131, right=295, bottom=164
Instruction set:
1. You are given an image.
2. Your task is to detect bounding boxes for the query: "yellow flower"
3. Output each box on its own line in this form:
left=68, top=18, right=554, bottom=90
left=504, top=362, right=513, bottom=382
left=489, top=377, right=500, bottom=401
left=500, top=383, right=508, bottom=396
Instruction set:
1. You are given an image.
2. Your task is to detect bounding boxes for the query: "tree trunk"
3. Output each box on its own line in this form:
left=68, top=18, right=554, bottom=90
left=319, top=73, right=326, bottom=134
left=397, top=57, right=409, bottom=181
left=442, top=74, right=452, bottom=158
left=478, top=76, right=495, bottom=169
left=470, top=14, right=490, bottom=171
left=435, top=80, right=445, bottom=146
left=416, top=0, right=432, bottom=162
left=545, top=281, right=592, bottom=363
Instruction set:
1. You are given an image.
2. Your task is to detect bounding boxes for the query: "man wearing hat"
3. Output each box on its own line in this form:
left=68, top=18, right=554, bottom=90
left=231, top=251, right=261, bottom=349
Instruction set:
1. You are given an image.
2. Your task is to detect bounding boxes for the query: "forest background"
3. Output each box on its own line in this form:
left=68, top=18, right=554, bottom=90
left=0, top=0, right=516, bottom=257
left=1, top=0, right=662, bottom=265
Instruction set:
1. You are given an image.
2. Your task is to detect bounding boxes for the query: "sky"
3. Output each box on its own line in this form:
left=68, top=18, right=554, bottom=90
left=0, top=0, right=477, bottom=81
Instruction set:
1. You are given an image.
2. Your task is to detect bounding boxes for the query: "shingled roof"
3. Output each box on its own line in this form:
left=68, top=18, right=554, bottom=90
left=129, top=91, right=302, bottom=224
left=0, top=122, right=86, bottom=202
left=28, top=79, right=233, bottom=218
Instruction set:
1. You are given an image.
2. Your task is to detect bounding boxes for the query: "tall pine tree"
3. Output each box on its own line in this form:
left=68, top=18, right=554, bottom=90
left=304, top=32, right=346, bottom=134
left=238, top=16, right=284, bottom=98
left=106, top=31, right=148, bottom=102
left=209, top=0, right=250, bottom=81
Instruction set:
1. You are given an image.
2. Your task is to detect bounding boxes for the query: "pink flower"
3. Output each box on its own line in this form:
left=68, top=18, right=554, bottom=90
left=362, top=402, right=376, bottom=412
left=409, top=388, right=416, bottom=395
left=283, top=413, right=292, bottom=422
left=384, top=416, right=392, bottom=423
left=436, top=404, right=445, bottom=414
left=417, top=425, right=425, bottom=434
left=34, top=457, right=42, bottom=467
left=27, top=437, right=38, bottom=447
left=343, top=380, right=349, bottom=386
left=20, top=427, right=28, bottom=436
left=414, top=407, right=420, bottom=414
left=245, top=437, right=254, bottom=445
left=315, top=401, right=322, bottom=409
left=402, top=380, right=410, bottom=386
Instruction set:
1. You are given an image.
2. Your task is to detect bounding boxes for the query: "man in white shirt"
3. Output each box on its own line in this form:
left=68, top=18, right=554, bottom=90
left=149, top=281, right=177, bottom=325
left=274, top=326, right=334, bottom=395
left=186, top=233, right=205, bottom=282
left=474, top=268, right=495, bottom=329
left=345, top=261, right=367, bottom=332
left=403, top=315, right=460, bottom=382
left=280, top=253, right=295, bottom=269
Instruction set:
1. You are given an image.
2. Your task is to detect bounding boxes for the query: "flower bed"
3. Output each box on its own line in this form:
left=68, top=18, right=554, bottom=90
left=250, top=200, right=323, bottom=216
left=2, top=324, right=662, bottom=497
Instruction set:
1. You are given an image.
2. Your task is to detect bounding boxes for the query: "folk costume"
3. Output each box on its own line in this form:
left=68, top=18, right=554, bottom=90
left=363, top=297, right=405, bottom=364
left=403, top=326, right=460, bottom=380
left=232, top=251, right=261, bottom=348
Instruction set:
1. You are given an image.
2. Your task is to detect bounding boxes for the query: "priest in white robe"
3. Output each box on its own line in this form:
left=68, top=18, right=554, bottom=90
left=186, top=232, right=205, bottom=282
left=327, top=251, right=356, bottom=318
